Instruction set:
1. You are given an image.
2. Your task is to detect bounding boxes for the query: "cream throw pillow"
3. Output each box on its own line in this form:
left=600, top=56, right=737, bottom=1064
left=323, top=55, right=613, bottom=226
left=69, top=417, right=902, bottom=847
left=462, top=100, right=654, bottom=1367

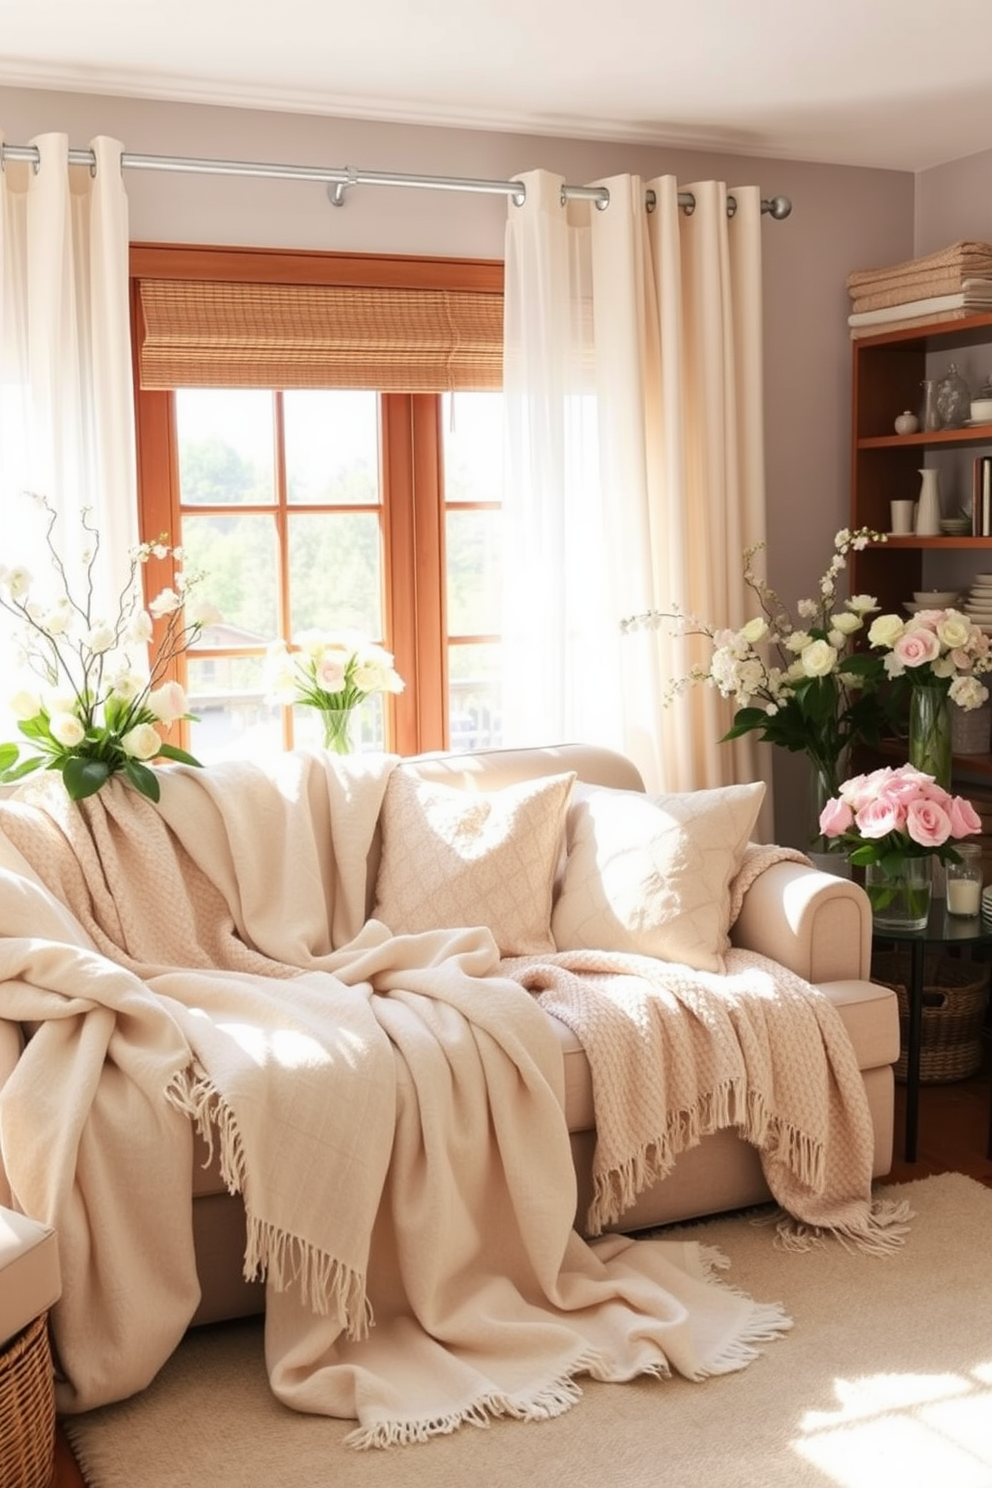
left=551, top=781, right=766, bottom=973
left=372, top=770, right=576, bottom=955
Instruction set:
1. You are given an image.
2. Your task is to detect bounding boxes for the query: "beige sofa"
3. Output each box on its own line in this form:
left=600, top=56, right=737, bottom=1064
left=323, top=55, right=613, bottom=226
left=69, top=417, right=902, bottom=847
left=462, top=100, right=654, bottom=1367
left=0, top=742, right=899, bottom=1329
left=179, top=743, right=899, bottom=1324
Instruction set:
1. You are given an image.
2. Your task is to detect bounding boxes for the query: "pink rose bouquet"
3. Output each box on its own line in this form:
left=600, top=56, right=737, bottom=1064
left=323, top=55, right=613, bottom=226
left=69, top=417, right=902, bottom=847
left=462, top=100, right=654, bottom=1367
left=819, top=763, right=981, bottom=872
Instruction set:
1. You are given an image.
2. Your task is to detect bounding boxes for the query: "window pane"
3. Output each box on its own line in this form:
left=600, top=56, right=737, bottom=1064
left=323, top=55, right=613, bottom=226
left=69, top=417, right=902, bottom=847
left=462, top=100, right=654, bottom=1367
left=442, top=392, right=504, bottom=504
left=448, top=642, right=502, bottom=752
left=175, top=389, right=276, bottom=505
left=287, top=512, right=382, bottom=636
left=185, top=654, right=280, bottom=762
left=446, top=509, right=502, bottom=635
left=181, top=512, right=279, bottom=642
left=284, top=390, right=380, bottom=506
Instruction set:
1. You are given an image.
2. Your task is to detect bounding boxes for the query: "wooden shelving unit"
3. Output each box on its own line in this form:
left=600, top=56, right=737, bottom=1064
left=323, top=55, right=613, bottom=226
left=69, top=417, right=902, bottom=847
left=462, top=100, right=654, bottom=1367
left=850, top=312, right=992, bottom=783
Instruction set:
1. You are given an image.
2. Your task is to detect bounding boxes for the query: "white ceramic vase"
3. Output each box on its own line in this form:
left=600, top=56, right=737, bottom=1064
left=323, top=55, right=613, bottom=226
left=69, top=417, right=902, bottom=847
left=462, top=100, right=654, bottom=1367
left=915, top=468, right=942, bottom=535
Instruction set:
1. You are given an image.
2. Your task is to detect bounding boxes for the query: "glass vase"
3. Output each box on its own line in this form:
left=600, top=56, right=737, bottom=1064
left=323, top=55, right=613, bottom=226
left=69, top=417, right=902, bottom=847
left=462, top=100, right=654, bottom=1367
left=319, top=706, right=357, bottom=755
left=908, top=684, right=952, bottom=789
left=807, top=756, right=844, bottom=849
left=864, top=857, right=932, bottom=932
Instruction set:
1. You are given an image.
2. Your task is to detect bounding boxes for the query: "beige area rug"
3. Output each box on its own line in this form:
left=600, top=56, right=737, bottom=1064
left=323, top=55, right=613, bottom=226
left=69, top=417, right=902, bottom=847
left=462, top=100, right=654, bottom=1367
left=65, top=1174, right=992, bottom=1488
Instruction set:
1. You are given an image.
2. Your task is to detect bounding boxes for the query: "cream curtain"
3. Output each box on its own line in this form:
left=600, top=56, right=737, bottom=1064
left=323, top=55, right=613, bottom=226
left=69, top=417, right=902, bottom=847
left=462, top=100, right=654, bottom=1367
left=502, top=169, right=768, bottom=806
left=0, top=133, right=136, bottom=709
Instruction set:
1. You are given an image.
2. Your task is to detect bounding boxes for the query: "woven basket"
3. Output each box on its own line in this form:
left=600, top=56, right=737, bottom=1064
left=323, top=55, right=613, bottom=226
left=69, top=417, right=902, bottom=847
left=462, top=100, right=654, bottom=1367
left=872, top=951, right=990, bottom=1084
left=0, top=1312, right=55, bottom=1488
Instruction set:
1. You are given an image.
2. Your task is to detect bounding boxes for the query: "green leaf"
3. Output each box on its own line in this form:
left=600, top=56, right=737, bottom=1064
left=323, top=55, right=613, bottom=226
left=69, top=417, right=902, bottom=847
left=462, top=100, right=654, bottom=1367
left=0, top=743, right=19, bottom=772
left=123, top=759, right=161, bottom=802
left=155, top=743, right=203, bottom=768
left=62, top=756, right=112, bottom=801
left=0, top=755, right=45, bottom=784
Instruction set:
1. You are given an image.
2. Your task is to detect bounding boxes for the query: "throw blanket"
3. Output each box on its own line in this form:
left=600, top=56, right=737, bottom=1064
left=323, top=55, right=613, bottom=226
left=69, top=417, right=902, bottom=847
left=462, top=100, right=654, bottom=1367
left=0, top=754, right=896, bottom=1445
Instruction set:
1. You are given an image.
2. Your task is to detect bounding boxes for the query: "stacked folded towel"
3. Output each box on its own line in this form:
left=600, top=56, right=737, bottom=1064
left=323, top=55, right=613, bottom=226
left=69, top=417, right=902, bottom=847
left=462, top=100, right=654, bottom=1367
left=846, top=241, right=992, bottom=336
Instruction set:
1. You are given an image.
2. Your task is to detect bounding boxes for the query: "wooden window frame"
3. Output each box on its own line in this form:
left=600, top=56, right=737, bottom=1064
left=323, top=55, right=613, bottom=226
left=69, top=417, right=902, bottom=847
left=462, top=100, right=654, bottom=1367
left=129, top=244, right=503, bottom=757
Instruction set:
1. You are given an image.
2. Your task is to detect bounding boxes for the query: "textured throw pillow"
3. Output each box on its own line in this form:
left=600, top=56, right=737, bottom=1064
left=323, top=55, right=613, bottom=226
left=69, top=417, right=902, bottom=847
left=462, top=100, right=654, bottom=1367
left=372, top=770, right=576, bottom=955
left=551, top=780, right=766, bottom=973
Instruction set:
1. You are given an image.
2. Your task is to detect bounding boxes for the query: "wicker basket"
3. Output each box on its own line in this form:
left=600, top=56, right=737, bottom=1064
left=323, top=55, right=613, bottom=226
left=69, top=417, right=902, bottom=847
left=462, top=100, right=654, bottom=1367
left=0, top=1312, right=55, bottom=1488
left=872, top=951, right=990, bottom=1084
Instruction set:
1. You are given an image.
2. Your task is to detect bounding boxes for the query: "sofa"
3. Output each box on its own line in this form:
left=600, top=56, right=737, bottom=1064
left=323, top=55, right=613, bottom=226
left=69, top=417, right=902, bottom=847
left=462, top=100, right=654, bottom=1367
left=0, top=742, right=899, bottom=1344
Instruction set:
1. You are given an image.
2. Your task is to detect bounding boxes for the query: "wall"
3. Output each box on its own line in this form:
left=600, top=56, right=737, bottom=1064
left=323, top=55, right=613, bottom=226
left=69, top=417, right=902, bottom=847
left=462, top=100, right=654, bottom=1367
left=0, top=85, right=917, bottom=844
left=916, top=148, right=992, bottom=255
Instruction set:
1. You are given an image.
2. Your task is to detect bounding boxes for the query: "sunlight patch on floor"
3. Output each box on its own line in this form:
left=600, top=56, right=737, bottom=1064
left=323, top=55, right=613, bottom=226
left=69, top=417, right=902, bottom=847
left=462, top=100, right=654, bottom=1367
left=790, top=1367, right=992, bottom=1487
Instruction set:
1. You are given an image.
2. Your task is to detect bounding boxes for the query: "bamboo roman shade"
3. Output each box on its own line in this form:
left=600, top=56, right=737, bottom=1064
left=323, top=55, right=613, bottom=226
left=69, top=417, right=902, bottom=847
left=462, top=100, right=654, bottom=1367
left=136, top=279, right=504, bottom=391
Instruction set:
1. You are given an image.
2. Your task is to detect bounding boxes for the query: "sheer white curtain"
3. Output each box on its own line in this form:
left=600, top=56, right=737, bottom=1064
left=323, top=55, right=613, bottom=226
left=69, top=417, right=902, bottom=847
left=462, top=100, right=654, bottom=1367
left=502, top=169, right=768, bottom=806
left=0, top=132, right=136, bottom=714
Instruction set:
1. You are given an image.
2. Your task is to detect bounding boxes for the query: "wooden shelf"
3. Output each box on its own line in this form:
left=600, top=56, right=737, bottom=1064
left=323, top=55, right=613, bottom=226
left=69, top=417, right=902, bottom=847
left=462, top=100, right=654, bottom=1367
left=850, top=312, right=992, bottom=785
left=859, top=423, right=992, bottom=450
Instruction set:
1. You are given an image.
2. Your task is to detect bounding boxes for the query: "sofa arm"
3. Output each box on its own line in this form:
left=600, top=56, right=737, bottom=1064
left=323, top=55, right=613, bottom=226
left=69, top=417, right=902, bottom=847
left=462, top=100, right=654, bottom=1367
left=731, top=861, right=872, bottom=984
left=0, top=1018, right=24, bottom=1208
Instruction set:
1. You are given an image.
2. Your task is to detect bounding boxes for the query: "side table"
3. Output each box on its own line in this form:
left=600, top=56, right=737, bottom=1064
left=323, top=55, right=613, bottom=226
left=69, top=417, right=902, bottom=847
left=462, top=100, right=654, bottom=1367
left=0, top=1208, right=61, bottom=1488
left=872, top=902, right=992, bottom=1162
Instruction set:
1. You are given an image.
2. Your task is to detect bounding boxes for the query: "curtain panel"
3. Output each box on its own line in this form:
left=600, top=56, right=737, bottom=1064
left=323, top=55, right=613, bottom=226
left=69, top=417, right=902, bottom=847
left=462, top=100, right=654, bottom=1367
left=0, top=132, right=136, bottom=712
left=502, top=169, right=768, bottom=810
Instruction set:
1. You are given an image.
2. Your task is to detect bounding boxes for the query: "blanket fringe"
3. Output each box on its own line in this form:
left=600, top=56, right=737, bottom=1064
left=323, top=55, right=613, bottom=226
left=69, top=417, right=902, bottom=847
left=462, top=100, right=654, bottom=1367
left=768, top=1197, right=915, bottom=1255
left=166, top=1061, right=372, bottom=1338
left=588, top=1078, right=826, bottom=1236
left=343, top=1351, right=617, bottom=1449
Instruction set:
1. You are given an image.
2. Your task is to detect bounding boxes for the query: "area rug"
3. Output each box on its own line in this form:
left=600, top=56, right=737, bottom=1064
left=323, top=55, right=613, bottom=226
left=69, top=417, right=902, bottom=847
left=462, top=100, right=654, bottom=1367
left=64, top=1173, right=992, bottom=1488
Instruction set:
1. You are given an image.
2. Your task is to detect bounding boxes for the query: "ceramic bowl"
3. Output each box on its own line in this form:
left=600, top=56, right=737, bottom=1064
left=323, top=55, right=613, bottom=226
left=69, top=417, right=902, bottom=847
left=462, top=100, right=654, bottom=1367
left=971, top=398, right=992, bottom=423
left=912, top=590, right=959, bottom=607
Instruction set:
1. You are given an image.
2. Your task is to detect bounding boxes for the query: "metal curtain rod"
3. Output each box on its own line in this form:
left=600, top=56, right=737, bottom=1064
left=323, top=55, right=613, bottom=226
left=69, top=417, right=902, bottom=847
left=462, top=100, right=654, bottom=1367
left=0, top=143, right=792, bottom=219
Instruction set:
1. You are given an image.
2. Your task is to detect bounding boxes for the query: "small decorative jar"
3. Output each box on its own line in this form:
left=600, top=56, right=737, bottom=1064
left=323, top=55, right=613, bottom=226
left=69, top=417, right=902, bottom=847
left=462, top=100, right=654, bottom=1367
left=894, top=410, right=919, bottom=435
left=946, top=843, right=983, bottom=917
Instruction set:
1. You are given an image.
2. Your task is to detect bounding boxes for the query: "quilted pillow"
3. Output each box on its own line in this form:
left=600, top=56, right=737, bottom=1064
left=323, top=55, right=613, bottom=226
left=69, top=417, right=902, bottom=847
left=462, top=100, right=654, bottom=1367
left=551, top=780, right=766, bottom=973
left=372, top=769, right=576, bottom=955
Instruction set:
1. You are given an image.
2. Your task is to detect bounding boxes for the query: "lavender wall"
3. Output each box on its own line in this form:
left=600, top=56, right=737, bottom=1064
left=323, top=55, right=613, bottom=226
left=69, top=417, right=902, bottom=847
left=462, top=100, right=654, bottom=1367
left=916, top=149, right=992, bottom=254
left=0, top=85, right=917, bottom=842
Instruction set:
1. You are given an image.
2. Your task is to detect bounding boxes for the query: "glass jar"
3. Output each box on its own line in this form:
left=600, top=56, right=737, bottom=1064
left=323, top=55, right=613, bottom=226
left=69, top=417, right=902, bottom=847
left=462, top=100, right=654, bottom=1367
left=946, top=843, right=983, bottom=917
left=935, top=362, right=971, bottom=429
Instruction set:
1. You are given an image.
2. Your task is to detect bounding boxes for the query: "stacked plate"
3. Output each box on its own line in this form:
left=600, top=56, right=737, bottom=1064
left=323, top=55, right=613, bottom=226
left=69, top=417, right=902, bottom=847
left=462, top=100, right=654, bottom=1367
left=940, top=517, right=971, bottom=535
left=964, top=575, right=992, bottom=631
left=982, top=884, right=992, bottom=920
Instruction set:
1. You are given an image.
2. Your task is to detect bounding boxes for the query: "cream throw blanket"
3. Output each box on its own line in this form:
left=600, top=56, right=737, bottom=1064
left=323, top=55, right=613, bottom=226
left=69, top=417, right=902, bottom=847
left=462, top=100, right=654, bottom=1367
left=0, top=754, right=899, bottom=1445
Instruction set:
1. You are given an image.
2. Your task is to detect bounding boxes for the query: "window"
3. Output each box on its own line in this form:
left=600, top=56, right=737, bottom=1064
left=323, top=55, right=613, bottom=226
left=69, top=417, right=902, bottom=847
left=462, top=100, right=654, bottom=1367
left=130, top=246, right=504, bottom=759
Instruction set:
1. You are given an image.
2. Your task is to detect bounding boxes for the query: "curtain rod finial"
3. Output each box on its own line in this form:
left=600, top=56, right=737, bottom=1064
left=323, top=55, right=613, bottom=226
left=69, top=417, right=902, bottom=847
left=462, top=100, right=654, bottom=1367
left=765, top=195, right=792, bottom=220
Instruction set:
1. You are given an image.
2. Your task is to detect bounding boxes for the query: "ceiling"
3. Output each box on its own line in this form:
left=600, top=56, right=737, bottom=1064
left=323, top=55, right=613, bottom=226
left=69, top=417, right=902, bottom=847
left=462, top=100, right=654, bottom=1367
left=1, top=0, right=990, bottom=174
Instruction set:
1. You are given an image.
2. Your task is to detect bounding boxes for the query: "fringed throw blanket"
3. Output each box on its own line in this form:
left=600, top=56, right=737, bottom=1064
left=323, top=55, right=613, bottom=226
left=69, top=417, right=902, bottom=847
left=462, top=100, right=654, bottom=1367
left=0, top=754, right=897, bottom=1445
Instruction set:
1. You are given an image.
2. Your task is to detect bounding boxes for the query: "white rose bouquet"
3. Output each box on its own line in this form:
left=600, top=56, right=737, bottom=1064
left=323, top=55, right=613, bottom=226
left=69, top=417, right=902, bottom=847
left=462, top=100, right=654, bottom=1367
left=621, top=527, right=897, bottom=805
left=0, top=495, right=217, bottom=802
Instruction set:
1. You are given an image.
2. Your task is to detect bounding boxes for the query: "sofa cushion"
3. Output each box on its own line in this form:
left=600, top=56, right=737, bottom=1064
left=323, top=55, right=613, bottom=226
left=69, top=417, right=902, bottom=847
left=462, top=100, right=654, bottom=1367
left=551, top=780, right=765, bottom=973
left=372, top=769, right=575, bottom=955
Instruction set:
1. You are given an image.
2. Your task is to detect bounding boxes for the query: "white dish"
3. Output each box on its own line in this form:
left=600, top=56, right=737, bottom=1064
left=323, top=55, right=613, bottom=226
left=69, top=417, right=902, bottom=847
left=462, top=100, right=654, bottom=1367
left=912, top=590, right=960, bottom=606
